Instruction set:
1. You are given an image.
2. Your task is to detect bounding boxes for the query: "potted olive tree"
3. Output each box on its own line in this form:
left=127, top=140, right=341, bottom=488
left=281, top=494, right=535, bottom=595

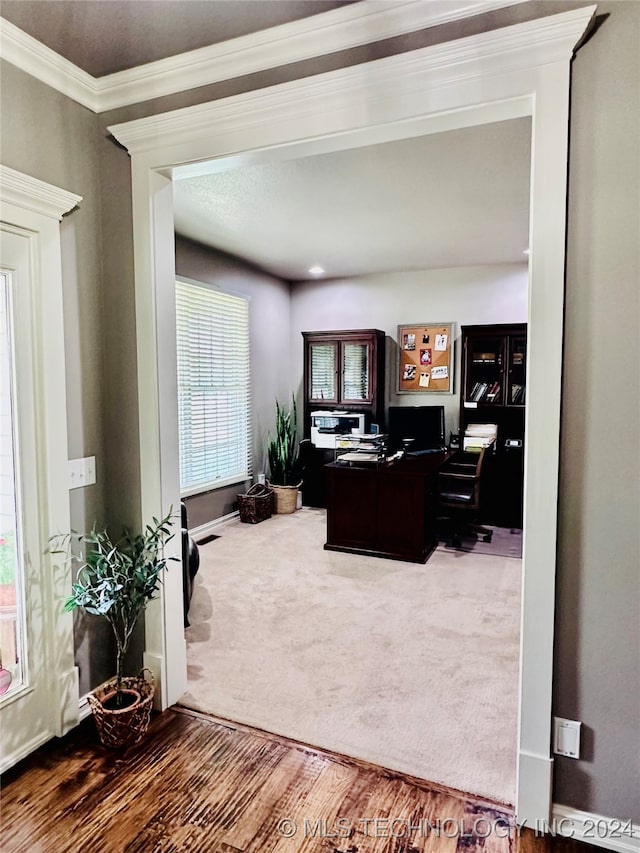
left=51, top=510, right=175, bottom=748
left=267, top=397, right=302, bottom=514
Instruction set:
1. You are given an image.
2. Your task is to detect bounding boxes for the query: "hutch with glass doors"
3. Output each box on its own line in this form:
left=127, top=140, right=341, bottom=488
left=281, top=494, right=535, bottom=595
left=460, top=323, right=527, bottom=528
left=302, top=329, right=385, bottom=434
left=301, top=329, right=385, bottom=506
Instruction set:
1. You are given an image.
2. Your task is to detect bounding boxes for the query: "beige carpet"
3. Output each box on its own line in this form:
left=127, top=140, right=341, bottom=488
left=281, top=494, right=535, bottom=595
left=181, top=508, right=521, bottom=804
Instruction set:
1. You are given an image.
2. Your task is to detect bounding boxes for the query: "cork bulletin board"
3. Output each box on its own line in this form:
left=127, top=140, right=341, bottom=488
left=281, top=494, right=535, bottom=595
left=397, top=323, right=454, bottom=393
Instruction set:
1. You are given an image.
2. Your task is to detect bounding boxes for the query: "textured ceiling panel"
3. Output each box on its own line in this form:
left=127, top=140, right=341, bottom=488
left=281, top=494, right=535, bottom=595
left=0, top=0, right=355, bottom=76
left=173, top=117, right=532, bottom=281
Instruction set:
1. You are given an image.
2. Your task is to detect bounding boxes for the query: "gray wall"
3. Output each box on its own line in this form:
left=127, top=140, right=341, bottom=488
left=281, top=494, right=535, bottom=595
left=289, top=265, right=528, bottom=438
left=0, top=61, right=113, bottom=695
left=175, top=237, right=291, bottom=528
left=97, top=127, right=140, bottom=532
left=553, top=0, right=640, bottom=822
left=3, top=0, right=639, bottom=818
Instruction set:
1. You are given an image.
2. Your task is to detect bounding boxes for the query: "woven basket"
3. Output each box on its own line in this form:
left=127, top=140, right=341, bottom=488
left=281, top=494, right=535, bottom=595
left=88, top=668, right=155, bottom=748
left=270, top=482, right=300, bottom=514
left=238, top=483, right=274, bottom=523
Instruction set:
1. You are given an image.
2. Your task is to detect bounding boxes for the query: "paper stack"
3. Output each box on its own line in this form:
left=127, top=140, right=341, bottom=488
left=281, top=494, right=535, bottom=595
left=463, top=423, right=498, bottom=450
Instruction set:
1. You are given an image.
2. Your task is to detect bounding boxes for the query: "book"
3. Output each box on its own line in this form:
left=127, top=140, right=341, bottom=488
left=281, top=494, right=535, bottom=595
left=511, top=384, right=525, bottom=404
left=486, top=381, right=501, bottom=402
left=472, top=382, right=489, bottom=401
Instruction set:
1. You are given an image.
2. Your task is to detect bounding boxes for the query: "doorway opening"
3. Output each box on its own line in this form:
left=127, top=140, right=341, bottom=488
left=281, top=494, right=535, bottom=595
left=171, top=118, right=530, bottom=804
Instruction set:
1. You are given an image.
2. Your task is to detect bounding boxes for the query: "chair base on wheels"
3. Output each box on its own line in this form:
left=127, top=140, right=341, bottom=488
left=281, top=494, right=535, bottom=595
left=438, top=515, right=493, bottom=548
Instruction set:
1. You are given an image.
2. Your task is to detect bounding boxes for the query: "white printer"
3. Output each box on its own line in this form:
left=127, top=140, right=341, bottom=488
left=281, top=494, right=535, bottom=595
left=310, top=410, right=366, bottom=449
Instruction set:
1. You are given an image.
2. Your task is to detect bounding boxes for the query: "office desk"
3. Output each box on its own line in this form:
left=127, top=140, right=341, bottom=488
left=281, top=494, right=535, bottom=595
left=324, top=451, right=448, bottom=563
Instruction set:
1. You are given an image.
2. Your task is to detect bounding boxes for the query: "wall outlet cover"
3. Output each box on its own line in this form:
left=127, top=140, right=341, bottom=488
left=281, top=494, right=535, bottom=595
left=554, top=717, right=582, bottom=758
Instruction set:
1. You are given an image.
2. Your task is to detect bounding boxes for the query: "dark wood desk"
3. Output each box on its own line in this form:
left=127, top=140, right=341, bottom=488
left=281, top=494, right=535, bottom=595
left=324, top=452, right=448, bottom=563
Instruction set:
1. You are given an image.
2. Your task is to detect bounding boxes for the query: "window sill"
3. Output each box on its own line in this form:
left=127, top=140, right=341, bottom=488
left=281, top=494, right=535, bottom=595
left=181, top=474, right=250, bottom=498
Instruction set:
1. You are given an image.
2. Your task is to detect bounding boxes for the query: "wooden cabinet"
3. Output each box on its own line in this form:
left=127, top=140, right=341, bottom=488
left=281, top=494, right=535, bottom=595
left=301, top=329, right=385, bottom=508
left=460, top=323, right=527, bottom=528
left=463, top=325, right=526, bottom=408
left=302, top=329, right=385, bottom=434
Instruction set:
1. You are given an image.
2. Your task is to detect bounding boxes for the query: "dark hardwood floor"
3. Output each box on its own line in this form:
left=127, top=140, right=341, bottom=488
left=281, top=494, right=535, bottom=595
left=1, top=707, right=592, bottom=853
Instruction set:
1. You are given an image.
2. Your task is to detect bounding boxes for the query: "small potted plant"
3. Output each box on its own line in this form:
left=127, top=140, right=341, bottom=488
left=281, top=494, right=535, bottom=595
left=51, top=510, right=175, bottom=748
left=267, top=397, right=302, bottom=514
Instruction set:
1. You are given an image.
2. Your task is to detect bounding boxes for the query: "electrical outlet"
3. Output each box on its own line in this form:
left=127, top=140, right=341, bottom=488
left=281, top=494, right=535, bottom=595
left=68, top=456, right=96, bottom=490
left=554, top=717, right=581, bottom=758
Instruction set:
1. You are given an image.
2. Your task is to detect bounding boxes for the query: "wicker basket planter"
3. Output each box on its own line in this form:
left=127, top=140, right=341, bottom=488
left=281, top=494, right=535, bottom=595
left=88, top=669, right=155, bottom=748
left=238, top=483, right=274, bottom=523
left=270, top=482, right=301, bottom=514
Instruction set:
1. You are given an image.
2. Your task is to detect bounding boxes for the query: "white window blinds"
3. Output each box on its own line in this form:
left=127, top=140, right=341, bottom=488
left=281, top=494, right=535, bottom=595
left=176, top=280, right=251, bottom=495
left=342, top=343, right=369, bottom=400
left=310, top=344, right=336, bottom=400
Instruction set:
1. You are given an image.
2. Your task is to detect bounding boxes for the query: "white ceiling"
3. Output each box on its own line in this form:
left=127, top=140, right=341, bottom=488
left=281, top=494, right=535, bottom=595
left=172, top=117, right=532, bottom=282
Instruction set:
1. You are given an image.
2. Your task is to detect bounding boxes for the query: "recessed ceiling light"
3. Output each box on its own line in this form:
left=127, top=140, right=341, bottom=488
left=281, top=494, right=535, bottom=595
left=308, top=265, right=325, bottom=276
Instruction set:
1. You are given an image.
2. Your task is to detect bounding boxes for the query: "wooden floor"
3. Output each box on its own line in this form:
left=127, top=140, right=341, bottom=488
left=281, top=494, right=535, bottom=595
left=1, top=707, right=591, bottom=853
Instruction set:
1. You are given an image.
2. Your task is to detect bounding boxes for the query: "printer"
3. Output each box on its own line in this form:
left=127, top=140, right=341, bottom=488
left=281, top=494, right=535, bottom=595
left=310, top=410, right=366, bottom=448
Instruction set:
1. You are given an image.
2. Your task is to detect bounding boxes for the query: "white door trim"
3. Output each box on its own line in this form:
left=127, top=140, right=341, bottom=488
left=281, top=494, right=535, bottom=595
left=0, top=166, right=81, bottom=772
left=108, top=5, right=597, bottom=824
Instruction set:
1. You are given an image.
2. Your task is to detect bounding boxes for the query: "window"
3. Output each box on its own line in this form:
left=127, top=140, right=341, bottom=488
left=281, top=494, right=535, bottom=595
left=176, top=279, right=251, bottom=495
left=0, top=271, right=25, bottom=698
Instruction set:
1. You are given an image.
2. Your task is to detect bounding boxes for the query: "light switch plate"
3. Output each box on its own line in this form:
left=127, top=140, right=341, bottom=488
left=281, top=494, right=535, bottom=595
left=554, top=717, right=581, bottom=758
left=68, top=456, right=96, bottom=490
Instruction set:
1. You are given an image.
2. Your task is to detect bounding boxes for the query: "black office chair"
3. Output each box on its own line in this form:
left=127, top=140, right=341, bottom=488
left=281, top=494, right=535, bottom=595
left=438, top=448, right=493, bottom=547
left=181, top=502, right=200, bottom=627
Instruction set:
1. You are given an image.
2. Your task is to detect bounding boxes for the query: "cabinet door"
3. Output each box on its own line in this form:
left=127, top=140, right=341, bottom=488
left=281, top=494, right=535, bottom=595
left=326, top=467, right=377, bottom=549
left=308, top=341, right=338, bottom=403
left=464, top=334, right=506, bottom=405
left=375, top=473, right=426, bottom=560
left=507, top=334, right=526, bottom=406
left=341, top=340, right=371, bottom=403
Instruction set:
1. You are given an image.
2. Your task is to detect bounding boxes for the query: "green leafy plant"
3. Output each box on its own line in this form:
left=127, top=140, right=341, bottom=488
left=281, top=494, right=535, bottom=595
left=51, top=511, right=175, bottom=697
left=267, top=397, right=302, bottom=486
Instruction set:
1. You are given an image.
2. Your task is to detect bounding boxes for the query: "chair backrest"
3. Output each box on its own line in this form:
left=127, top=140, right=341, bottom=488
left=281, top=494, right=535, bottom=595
left=438, top=448, right=486, bottom=510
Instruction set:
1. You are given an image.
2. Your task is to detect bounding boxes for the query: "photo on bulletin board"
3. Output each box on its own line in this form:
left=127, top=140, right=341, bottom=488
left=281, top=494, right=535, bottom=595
left=397, top=323, right=454, bottom=393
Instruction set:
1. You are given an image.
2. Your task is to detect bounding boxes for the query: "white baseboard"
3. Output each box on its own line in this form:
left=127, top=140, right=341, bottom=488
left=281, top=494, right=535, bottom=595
left=551, top=804, right=640, bottom=853
left=78, top=694, right=93, bottom=721
left=189, top=510, right=239, bottom=542
left=0, top=731, right=55, bottom=775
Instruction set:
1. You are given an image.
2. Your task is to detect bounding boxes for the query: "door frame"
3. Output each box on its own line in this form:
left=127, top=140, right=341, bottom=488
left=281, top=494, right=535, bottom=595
left=0, top=166, right=81, bottom=772
left=108, top=4, right=597, bottom=824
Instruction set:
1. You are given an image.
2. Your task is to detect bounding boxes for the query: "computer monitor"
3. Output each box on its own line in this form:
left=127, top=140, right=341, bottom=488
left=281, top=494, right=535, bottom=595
left=387, top=405, right=445, bottom=451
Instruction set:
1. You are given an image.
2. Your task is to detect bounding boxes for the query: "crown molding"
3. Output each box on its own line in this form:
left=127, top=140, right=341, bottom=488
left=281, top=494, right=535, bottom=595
left=0, top=17, right=100, bottom=111
left=109, top=5, right=597, bottom=157
left=0, top=165, right=82, bottom=220
left=1, top=0, right=530, bottom=113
